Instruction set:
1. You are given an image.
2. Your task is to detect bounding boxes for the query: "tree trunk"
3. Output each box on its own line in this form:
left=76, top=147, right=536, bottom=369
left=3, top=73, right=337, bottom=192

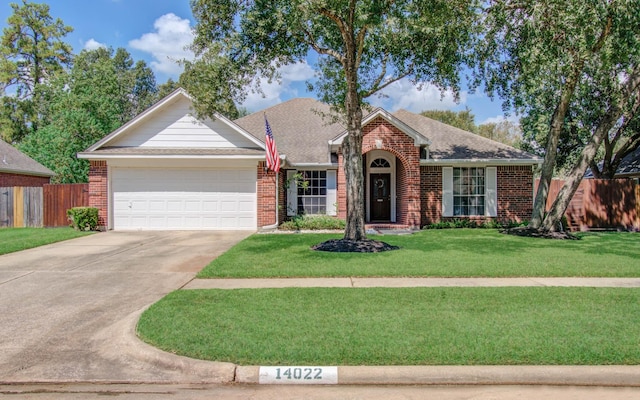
left=530, top=63, right=585, bottom=229
left=341, top=8, right=367, bottom=241
left=541, top=116, right=613, bottom=232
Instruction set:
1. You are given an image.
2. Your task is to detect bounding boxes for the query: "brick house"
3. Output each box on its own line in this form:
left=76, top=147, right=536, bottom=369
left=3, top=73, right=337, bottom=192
left=79, top=89, right=541, bottom=230
left=0, top=139, right=54, bottom=187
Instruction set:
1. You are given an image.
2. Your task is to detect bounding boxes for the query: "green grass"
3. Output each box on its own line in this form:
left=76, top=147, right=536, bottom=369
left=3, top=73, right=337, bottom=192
left=198, top=230, right=640, bottom=278
left=138, top=287, right=640, bottom=365
left=0, top=227, right=94, bottom=255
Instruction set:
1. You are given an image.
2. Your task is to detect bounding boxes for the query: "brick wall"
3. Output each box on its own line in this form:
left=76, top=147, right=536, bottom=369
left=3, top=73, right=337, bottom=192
left=419, top=164, right=534, bottom=226
left=362, top=117, right=421, bottom=227
left=257, top=162, right=285, bottom=227
left=0, top=172, right=50, bottom=187
left=420, top=166, right=443, bottom=225
left=88, top=161, right=108, bottom=228
left=497, top=165, right=534, bottom=222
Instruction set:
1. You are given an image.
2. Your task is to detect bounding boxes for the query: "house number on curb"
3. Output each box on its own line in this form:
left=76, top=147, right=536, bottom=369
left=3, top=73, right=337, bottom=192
left=258, top=366, right=338, bottom=384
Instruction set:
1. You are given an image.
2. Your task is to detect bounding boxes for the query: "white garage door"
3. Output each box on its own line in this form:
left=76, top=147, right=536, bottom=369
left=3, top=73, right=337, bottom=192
left=112, top=167, right=256, bottom=230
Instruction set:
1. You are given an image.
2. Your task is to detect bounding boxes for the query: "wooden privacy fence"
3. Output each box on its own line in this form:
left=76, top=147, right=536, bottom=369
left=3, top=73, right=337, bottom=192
left=0, top=184, right=89, bottom=228
left=43, top=184, right=90, bottom=227
left=539, top=179, right=640, bottom=231
left=0, top=187, right=43, bottom=228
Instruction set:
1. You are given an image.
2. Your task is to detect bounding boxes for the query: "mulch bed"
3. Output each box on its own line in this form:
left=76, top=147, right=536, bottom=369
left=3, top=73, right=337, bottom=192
left=502, top=226, right=579, bottom=240
left=312, top=239, right=400, bottom=253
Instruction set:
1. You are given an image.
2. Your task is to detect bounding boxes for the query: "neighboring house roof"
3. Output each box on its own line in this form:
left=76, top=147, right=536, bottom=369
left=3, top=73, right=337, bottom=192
left=616, top=146, right=640, bottom=176
left=585, top=146, right=640, bottom=178
left=0, top=139, right=55, bottom=177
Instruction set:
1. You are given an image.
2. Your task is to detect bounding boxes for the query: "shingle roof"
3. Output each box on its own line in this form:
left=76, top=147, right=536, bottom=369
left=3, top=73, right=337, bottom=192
left=235, top=98, right=539, bottom=165
left=235, top=98, right=345, bottom=164
left=616, top=146, right=640, bottom=176
left=0, top=140, right=55, bottom=177
left=392, top=109, right=538, bottom=160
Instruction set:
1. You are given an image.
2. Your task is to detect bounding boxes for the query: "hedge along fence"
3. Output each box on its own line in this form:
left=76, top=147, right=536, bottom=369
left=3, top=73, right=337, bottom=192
left=0, top=184, right=89, bottom=228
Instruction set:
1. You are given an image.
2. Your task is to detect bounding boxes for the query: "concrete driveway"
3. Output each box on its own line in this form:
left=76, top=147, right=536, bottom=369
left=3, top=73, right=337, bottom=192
left=0, top=230, right=251, bottom=383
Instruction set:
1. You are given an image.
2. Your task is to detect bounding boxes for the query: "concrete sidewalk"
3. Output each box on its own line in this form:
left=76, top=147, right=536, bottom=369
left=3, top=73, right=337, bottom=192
left=184, top=277, right=640, bottom=289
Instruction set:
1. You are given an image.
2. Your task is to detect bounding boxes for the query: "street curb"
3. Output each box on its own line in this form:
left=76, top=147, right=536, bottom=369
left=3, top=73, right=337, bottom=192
left=235, top=365, right=640, bottom=386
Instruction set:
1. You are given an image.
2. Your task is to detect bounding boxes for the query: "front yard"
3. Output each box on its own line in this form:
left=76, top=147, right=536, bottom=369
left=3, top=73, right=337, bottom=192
left=138, top=229, right=640, bottom=366
left=198, top=230, right=640, bottom=278
left=0, top=227, right=94, bottom=255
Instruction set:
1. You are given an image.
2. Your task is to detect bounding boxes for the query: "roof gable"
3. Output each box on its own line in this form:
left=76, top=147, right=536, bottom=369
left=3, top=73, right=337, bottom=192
left=0, top=140, right=54, bottom=177
left=85, top=89, right=264, bottom=152
left=330, top=108, right=431, bottom=147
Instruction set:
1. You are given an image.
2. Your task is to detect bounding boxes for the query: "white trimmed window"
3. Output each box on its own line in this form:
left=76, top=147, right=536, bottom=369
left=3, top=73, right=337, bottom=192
left=287, top=170, right=337, bottom=216
left=298, top=170, right=326, bottom=214
left=453, top=167, right=485, bottom=216
left=442, top=166, right=497, bottom=217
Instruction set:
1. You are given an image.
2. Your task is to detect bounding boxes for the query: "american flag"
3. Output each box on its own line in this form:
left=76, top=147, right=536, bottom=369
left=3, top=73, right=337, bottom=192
left=264, top=115, right=280, bottom=173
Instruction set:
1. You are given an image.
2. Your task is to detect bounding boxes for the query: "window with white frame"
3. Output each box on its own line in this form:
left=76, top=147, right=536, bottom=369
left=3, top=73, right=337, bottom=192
left=297, top=170, right=327, bottom=214
left=453, top=167, right=485, bottom=216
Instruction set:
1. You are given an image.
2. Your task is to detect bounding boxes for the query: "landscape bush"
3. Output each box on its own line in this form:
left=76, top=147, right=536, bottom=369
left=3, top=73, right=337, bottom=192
left=279, top=215, right=346, bottom=231
left=67, top=207, right=99, bottom=231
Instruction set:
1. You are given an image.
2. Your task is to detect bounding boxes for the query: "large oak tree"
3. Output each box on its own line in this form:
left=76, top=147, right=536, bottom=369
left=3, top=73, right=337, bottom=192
left=474, top=0, right=640, bottom=232
left=188, top=0, right=478, bottom=240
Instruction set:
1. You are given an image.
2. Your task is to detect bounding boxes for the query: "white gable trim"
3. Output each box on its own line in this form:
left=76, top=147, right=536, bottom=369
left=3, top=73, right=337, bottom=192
left=421, top=158, right=543, bottom=166
left=329, top=108, right=431, bottom=147
left=84, top=88, right=265, bottom=152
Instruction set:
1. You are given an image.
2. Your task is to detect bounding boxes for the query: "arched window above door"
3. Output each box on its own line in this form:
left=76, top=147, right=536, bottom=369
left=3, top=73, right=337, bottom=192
left=370, top=158, right=391, bottom=168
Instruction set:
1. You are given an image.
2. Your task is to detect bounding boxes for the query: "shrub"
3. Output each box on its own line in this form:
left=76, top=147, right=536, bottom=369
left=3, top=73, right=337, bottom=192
left=279, top=215, right=346, bottom=231
left=423, top=219, right=528, bottom=230
left=67, top=207, right=99, bottom=231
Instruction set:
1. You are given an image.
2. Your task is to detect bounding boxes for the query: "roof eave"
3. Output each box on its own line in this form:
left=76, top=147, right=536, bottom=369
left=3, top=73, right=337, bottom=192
left=0, top=168, right=54, bottom=177
left=420, top=158, right=543, bottom=166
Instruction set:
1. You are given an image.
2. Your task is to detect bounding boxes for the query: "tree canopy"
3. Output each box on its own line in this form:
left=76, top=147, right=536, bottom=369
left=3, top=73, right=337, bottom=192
left=474, top=0, right=640, bottom=232
left=0, top=0, right=73, bottom=141
left=19, top=47, right=159, bottom=183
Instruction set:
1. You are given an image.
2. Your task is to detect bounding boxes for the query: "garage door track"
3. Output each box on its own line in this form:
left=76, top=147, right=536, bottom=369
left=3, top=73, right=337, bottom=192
left=0, top=230, right=251, bottom=383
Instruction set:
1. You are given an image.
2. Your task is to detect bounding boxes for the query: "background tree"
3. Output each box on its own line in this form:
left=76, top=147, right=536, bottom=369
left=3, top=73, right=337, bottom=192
left=0, top=0, right=73, bottom=142
left=421, top=109, right=477, bottom=133
left=19, top=47, right=159, bottom=183
left=474, top=0, right=640, bottom=233
left=189, top=0, right=479, bottom=242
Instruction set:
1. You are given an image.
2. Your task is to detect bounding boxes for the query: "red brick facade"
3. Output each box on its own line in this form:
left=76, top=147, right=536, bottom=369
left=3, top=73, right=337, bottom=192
left=87, top=124, right=533, bottom=230
left=256, top=162, right=286, bottom=227
left=88, top=161, right=108, bottom=228
left=0, top=172, right=50, bottom=187
left=497, top=165, right=534, bottom=222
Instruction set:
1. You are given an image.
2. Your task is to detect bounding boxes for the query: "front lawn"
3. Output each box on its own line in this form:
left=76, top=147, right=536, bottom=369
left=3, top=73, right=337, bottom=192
left=138, top=287, right=640, bottom=365
left=0, top=227, right=94, bottom=255
left=198, top=230, right=640, bottom=278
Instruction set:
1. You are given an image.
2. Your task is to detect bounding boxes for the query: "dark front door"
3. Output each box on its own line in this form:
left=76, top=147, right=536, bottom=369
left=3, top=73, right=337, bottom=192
left=370, top=173, right=391, bottom=221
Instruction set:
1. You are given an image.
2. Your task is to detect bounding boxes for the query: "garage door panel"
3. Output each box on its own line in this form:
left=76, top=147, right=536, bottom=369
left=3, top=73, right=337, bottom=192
left=112, top=168, right=256, bottom=230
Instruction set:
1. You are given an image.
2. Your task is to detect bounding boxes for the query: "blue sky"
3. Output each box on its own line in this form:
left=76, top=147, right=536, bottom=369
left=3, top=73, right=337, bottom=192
left=1, top=0, right=511, bottom=124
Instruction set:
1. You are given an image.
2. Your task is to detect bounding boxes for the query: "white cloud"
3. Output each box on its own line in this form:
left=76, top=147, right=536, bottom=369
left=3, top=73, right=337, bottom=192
left=129, top=13, right=194, bottom=77
left=480, top=114, right=520, bottom=125
left=369, top=78, right=466, bottom=113
left=84, top=38, right=107, bottom=51
left=241, top=61, right=316, bottom=111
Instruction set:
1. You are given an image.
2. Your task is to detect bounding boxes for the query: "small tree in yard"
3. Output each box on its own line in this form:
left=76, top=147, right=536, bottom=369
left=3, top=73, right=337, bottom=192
left=188, top=0, right=478, bottom=248
left=474, top=0, right=640, bottom=234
